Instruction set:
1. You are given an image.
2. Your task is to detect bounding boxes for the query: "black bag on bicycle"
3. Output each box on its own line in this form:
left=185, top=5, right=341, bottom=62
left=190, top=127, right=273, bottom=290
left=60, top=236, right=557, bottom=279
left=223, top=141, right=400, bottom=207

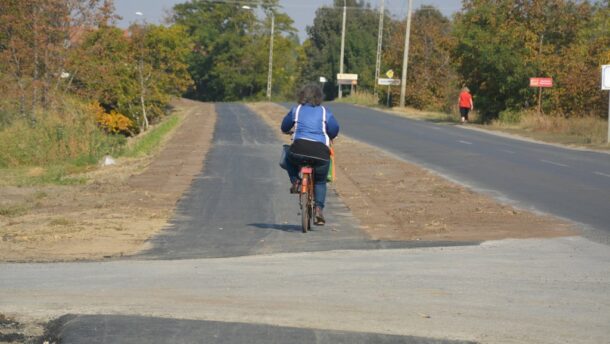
left=279, top=144, right=290, bottom=170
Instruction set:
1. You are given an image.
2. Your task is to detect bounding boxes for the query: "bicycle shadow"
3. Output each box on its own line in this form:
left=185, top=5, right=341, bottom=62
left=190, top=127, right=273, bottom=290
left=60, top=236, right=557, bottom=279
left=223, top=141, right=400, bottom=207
left=248, top=223, right=302, bottom=233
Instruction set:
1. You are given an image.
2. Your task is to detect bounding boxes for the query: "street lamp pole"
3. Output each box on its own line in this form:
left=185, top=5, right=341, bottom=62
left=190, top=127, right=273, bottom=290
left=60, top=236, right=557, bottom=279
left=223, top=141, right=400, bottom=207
left=399, top=0, right=413, bottom=108
left=338, top=0, right=346, bottom=99
left=266, top=11, right=274, bottom=100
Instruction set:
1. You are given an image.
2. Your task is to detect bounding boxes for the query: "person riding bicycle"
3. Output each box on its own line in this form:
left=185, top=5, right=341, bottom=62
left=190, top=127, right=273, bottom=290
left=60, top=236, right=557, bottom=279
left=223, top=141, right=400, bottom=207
left=281, top=84, right=339, bottom=225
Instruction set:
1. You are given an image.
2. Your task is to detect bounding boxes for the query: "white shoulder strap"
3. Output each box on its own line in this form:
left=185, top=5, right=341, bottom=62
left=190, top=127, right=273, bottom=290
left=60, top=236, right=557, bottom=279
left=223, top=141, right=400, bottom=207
left=322, top=106, right=327, bottom=122
left=321, top=106, right=329, bottom=146
left=293, top=105, right=302, bottom=140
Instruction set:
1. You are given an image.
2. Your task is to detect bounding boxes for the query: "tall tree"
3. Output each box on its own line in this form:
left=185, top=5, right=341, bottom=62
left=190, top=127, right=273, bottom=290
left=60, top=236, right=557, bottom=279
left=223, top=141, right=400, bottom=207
left=300, top=0, right=381, bottom=99
left=384, top=6, right=457, bottom=110
left=69, top=26, right=136, bottom=116
left=171, top=0, right=297, bottom=101
left=69, top=24, right=193, bottom=130
left=135, top=24, right=194, bottom=126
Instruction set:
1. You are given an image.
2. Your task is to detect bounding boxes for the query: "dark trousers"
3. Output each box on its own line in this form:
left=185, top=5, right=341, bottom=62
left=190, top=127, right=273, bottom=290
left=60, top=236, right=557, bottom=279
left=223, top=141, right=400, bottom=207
left=286, top=152, right=330, bottom=209
left=459, top=107, right=470, bottom=120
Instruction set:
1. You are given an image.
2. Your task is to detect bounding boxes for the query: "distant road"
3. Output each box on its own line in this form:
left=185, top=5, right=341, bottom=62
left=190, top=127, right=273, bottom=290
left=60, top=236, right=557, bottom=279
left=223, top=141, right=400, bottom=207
left=292, top=103, right=610, bottom=241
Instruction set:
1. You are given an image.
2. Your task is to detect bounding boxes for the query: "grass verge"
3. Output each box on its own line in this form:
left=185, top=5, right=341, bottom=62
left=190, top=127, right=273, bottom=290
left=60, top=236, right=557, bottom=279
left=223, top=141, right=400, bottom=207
left=123, top=115, right=182, bottom=157
left=490, top=110, right=608, bottom=147
left=0, top=108, right=183, bottom=186
left=334, top=90, right=380, bottom=107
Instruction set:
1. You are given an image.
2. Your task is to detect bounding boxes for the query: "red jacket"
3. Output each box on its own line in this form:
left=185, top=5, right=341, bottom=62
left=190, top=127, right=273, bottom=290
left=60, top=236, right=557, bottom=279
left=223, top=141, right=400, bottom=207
left=459, top=91, right=473, bottom=109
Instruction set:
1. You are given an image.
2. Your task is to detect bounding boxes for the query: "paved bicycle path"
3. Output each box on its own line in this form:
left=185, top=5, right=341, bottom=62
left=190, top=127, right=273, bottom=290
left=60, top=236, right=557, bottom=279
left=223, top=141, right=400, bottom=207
left=137, top=103, right=470, bottom=260
left=46, top=314, right=474, bottom=344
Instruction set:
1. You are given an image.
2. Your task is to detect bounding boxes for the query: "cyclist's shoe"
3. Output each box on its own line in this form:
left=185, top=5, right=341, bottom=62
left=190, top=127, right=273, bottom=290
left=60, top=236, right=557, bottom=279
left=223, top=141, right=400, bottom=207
left=314, top=207, right=325, bottom=226
left=290, top=180, right=300, bottom=194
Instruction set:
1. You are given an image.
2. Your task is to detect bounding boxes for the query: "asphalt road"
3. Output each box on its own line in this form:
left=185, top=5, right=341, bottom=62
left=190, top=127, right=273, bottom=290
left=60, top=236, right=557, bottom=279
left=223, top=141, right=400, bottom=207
left=317, top=103, right=610, bottom=241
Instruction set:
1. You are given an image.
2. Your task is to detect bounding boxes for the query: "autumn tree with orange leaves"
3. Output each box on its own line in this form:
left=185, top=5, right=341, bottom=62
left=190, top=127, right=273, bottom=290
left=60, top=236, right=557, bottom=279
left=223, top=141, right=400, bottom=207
left=0, top=0, right=116, bottom=122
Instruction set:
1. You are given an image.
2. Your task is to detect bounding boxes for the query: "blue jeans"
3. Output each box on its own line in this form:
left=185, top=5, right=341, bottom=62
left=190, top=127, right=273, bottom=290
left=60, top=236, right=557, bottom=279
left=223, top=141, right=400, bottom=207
left=286, top=152, right=330, bottom=209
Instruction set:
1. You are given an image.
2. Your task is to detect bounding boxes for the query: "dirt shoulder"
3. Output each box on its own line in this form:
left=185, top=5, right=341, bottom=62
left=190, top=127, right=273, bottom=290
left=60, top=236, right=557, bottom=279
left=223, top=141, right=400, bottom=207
left=0, top=99, right=217, bottom=262
left=248, top=102, right=576, bottom=241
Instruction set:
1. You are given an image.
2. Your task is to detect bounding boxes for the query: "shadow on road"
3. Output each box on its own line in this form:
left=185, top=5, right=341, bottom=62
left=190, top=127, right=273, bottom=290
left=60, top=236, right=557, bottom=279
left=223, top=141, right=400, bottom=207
left=42, top=314, right=478, bottom=344
left=248, top=223, right=302, bottom=232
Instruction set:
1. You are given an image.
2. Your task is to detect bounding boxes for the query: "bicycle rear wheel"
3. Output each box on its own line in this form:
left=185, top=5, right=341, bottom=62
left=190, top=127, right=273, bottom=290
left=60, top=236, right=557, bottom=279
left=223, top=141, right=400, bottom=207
left=300, top=192, right=310, bottom=233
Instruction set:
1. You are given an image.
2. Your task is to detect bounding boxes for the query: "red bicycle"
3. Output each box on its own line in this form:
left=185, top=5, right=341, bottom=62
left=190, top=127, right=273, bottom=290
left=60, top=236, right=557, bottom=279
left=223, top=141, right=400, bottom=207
left=298, top=164, right=315, bottom=233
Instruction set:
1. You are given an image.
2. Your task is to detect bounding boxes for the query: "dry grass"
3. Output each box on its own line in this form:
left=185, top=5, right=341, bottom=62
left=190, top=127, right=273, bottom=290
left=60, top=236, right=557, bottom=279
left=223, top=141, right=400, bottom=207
left=335, top=90, right=380, bottom=107
left=0, top=203, right=30, bottom=217
left=491, top=110, right=608, bottom=147
left=388, top=106, right=466, bottom=123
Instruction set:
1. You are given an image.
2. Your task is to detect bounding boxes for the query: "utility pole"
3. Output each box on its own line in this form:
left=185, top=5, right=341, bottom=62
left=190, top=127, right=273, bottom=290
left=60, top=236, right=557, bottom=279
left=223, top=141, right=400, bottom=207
left=338, top=0, right=346, bottom=99
left=135, top=12, right=149, bottom=130
left=399, top=0, right=413, bottom=108
left=374, top=0, right=385, bottom=96
left=266, top=11, right=275, bottom=100
left=537, top=34, right=544, bottom=114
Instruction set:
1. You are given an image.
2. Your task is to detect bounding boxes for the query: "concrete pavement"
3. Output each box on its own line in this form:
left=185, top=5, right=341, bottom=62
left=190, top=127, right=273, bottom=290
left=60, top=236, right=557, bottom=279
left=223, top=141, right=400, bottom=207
left=2, top=237, right=610, bottom=343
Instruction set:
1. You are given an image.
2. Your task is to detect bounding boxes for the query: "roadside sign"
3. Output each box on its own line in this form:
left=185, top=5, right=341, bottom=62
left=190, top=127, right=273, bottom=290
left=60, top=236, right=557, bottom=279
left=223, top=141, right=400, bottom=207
left=337, top=79, right=357, bottom=85
left=378, top=78, right=400, bottom=86
left=337, top=73, right=358, bottom=85
left=530, top=77, right=553, bottom=114
left=319, top=76, right=327, bottom=83
left=385, top=70, right=394, bottom=79
left=337, top=73, right=358, bottom=81
left=603, top=65, right=610, bottom=144
left=530, top=77, right=553, bottom=88
left=602, top=65, right=610, bottom=90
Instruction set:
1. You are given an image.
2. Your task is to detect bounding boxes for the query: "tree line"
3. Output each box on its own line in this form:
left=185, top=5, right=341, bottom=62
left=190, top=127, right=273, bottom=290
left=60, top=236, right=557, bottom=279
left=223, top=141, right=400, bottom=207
left=1, top=0, right=609, bottom=134
left=299, top=0, right=609, bottom=120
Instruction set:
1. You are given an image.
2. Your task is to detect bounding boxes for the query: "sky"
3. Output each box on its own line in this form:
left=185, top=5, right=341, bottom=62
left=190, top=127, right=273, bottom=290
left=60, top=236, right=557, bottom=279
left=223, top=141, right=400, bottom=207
left=114, top=0, right=462, bottom=42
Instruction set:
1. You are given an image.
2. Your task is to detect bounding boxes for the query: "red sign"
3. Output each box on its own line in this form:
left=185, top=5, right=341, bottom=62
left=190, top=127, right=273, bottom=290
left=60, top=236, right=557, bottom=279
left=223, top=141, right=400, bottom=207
left=530, top=77, right=553, bottom=88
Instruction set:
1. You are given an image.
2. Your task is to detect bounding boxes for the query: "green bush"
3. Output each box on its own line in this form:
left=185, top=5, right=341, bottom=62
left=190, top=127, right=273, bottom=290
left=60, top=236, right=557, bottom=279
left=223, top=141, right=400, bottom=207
left=123, top=114, right=181, bottom=157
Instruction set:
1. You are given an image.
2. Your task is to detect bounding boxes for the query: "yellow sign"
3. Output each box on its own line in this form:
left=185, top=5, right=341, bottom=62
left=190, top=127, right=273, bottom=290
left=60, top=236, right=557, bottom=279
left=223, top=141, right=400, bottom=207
left=386, top=70, right=394, bottom=78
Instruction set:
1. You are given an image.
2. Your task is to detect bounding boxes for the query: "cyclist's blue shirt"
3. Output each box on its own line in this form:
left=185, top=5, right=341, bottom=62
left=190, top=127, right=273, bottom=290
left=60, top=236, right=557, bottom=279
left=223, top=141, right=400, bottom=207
left=281, top=104, right=339, bottom=147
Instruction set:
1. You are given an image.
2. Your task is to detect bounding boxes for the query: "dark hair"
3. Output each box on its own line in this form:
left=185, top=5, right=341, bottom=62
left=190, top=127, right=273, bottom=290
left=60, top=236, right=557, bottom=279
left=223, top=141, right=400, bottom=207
left=297, top=84, right=324, bottom=106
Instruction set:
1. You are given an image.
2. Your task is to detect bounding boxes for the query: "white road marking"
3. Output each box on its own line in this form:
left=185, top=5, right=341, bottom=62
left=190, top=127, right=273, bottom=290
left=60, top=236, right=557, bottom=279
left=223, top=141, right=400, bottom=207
left=541, top=159, right=569, bottom=167
left=458, top=140, right=473, bottom=145
left=502, top=150, right=516, bottom=154
left=594, top=171, right=610, bottom=178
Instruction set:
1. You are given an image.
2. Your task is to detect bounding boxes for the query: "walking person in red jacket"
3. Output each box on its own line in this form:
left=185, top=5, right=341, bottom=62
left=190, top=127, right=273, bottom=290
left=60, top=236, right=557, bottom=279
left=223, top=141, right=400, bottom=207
left=458, top=86, right=474, bottom=124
